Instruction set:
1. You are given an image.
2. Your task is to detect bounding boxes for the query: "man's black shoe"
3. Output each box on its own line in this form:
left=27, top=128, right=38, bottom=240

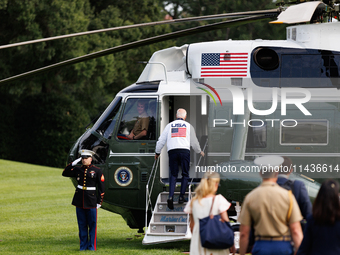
left=167, top=197, right=174, bottom=210
left=178, top=196, right=187, bottom=204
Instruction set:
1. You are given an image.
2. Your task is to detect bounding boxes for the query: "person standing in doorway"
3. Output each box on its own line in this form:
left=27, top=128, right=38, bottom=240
left=62, top=149, right=105, bottom=251
left=155, top=108, right=204, bottom=209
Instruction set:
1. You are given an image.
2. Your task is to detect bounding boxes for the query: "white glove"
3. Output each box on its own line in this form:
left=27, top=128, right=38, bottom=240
left=72, top=157, right=82, bottom=166
left=97, top=204, right=101, bottom=209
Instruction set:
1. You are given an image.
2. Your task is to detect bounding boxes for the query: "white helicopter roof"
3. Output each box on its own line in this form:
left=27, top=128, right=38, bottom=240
left=136, top=19, right=340, bottom=86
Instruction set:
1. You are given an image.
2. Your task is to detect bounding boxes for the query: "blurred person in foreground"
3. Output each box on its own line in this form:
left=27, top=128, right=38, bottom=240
left=239, top=156, right=303, bottom=255
left=297, top=179, right=340, bottom=255
left=184, top=171, right=234, bottom=255
left=277, top=156, right=312, bottom=227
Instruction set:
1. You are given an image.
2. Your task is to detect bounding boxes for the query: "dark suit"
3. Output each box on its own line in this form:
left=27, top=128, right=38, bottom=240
left=277, top=176, right=312, bottom=219
left=63, top=163, right=105, bottom=250
left=297, top=215, right=340, bottom=255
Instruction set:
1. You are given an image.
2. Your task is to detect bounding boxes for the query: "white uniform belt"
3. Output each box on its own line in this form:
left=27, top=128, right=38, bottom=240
left=77, top=185, right=96, bottom=191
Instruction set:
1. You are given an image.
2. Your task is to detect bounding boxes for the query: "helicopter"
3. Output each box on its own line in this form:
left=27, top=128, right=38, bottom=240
left=1, top=0, right=340, bottom=245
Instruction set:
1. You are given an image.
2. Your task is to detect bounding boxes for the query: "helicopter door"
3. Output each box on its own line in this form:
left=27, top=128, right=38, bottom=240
left=159, top=95, right=208, bottom=183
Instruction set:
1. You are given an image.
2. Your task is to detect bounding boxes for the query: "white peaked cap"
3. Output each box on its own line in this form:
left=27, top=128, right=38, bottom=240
left=254, top=156, right=284, bottom=171
left=78, top=149, right=95, bottom=157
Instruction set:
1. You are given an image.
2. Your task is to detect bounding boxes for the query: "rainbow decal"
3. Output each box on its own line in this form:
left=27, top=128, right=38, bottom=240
left=197, top=83, right=223, bottom=106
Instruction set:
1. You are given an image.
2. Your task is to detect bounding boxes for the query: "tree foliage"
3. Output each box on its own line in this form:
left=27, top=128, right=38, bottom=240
left=0, top=0, right=287, bottom=167
left=0, top=0, right=171, bottom=167
left=14, top=93, right=90, bottom=167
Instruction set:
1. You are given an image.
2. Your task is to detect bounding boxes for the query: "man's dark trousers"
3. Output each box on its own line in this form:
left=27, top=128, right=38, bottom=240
left=168, top=149, right=190, bottom=198
left=76, top=207, right=97, bottom=251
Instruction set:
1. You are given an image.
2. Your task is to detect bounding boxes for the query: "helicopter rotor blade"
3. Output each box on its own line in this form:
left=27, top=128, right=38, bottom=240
left=0, top=15, right=276, bottom=85
left=0, top=9, right=280, bottom=50
left=270, top=1, right=325, bottom=24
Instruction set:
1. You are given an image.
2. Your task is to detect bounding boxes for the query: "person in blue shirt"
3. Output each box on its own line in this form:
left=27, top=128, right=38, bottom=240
left=277, top=157, right=312, bottom=221
left=297, top=179, right=340, bottom=255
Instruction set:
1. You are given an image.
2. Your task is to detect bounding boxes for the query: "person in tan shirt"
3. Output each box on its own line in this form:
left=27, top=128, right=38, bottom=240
left=239, top=156, right=303, bottom=255
left=127, top=100, right=149, bottom=140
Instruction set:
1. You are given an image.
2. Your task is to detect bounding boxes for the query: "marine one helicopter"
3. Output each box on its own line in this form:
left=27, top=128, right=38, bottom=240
left=2, top=0, right=340, bottom=245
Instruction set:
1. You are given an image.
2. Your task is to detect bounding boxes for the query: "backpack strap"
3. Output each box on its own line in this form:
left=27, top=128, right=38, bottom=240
left=281, top=178, right=295, bottom=193
left=288, top=179, right=295, bottom=194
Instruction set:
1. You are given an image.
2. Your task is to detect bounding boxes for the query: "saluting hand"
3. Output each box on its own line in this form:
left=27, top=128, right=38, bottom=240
left=72, top=157, right=82, bottom=166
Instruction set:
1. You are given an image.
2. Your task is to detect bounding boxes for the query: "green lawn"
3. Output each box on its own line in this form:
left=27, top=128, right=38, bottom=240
left=0, top=159, right=190, bottom=254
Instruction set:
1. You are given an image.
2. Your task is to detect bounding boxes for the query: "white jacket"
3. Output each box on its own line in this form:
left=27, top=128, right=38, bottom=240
left=155, top=119, right=202, bottom=154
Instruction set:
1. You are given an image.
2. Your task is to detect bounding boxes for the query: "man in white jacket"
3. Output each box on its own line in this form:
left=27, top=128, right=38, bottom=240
left=155, top=108, right=204, bottom=209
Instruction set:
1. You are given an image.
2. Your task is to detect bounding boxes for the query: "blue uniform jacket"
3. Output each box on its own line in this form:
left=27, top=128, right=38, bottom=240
left=277, top=177, right=312, bottom=219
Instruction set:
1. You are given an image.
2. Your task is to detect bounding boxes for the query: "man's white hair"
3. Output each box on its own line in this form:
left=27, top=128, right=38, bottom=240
left=176, top=108, right=187, bottom=118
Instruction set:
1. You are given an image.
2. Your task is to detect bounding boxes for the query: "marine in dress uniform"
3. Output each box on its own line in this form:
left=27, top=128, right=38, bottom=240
left=155, top=108, right=204, bottom=209
left=238, top=156, right=303, bottom=255
left=62, top=149, right=105, bottom=251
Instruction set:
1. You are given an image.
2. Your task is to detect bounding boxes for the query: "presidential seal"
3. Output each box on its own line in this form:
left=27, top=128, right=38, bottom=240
left=114, top=167, right=133, bottom=187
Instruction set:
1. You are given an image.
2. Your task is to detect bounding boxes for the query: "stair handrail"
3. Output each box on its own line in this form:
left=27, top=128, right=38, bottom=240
left=196, top=137, right=208, bottom=167
left=187, top=138, right=208, bottom=232
left=188, top=137, right=208, bottom=190
left=145, top=157, right=160, bottom=233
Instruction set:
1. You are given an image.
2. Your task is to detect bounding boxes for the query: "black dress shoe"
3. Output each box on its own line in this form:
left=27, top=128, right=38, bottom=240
left=178, top=196, right=187, bottom=204
left=167, top=197, right=174, bottom=210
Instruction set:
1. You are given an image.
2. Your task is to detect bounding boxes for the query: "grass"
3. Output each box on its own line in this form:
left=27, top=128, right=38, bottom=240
left=0, top=159, right=190, bottom=254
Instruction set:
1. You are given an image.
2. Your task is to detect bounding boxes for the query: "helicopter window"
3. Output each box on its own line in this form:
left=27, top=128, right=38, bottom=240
left=93, top=96, right=122, bottom=139
left=280, top=120, right=328, bottom=145
left=117, top=98, right=157, bottom=140
left=251, top=47, right=340, bottom=88
left=281, top=55, right=335, bottom=78
left=281, top=54, right=340, bottom=87
left=246, top=120, right=267, bottom=148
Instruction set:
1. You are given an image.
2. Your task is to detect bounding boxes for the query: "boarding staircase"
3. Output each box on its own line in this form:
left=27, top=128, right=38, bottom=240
left=143, top=191, right=193, bottom=244
left=143, top=157, right=195, bottom=244
left=142, top=139, right=242, bottom=245
left=142, top=157, right=242, bottom=247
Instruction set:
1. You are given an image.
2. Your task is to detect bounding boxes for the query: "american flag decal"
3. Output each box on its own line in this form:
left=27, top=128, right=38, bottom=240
left=171, top=127, right=186, bottom=138
left=201, top=53, right=248, bottom=77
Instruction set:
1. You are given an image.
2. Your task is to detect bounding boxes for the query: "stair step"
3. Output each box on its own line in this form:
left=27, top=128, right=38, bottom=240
left=151, top=222, right=188, bottom=225
left=160, top=193, right=190, bottom=203
left=149, top=222, right=187, bottom=234
left=156, top=202, right=186, bottom=212
left=153, top=212, right=188, bottom=223
left=146, top=232, right=186, bottom=236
